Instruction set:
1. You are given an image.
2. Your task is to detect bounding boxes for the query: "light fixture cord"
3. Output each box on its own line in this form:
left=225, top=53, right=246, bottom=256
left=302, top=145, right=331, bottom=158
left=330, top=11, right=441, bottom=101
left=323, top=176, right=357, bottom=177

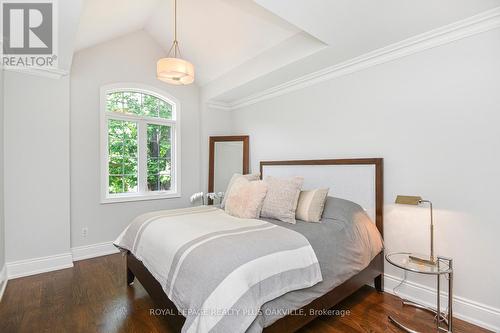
left=174, top=0, right=177, bottom=57
left=167, top=0, right=182, bottom=58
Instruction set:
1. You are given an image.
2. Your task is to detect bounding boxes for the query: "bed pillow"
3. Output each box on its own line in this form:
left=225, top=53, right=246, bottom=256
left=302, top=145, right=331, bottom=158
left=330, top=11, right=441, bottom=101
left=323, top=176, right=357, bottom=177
left=224, top=177, right=268, bottom=219
left=221, top=173, right=261, bottom=208
left=295, top=188, right=329, bottom=222
left=260, top=176, right=304, bottom=224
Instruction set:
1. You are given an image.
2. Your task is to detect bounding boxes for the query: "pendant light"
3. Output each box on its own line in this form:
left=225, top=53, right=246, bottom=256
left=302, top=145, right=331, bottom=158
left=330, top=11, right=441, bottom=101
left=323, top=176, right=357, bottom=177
left=157, top=0, right=195, bottom=85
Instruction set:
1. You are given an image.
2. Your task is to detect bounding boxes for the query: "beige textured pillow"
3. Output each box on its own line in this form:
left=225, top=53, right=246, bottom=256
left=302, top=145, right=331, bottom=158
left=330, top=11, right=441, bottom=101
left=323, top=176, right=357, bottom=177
left=296, top=188, right=329, bottom=222
left=221, top=173, right=260, bottom=208
left=261, top=176, right=304, bottom=224
left=224, top=177, right=268, bottom=219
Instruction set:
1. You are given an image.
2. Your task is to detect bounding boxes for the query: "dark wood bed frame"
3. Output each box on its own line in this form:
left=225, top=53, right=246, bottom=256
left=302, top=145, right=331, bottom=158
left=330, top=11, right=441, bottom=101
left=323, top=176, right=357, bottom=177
left=126, top=158, right=384, bottom=333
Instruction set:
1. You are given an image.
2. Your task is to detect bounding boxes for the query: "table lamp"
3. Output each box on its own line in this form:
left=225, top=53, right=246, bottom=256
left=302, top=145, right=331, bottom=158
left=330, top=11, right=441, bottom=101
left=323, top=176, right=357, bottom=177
left=395, top=195, right=435, bottom=265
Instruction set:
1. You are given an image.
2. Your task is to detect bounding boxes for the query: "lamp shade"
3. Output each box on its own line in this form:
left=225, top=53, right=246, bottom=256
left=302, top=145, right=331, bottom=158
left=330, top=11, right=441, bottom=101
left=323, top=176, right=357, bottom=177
left=157, top=57, right=195, bottom=85
left=395, top=195, right=422, bottom=205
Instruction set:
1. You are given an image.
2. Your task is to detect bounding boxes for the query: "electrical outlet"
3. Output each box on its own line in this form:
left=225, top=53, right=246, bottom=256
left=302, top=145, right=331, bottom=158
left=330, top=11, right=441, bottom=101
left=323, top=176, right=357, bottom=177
left=82, top=227, right=88, bottom=238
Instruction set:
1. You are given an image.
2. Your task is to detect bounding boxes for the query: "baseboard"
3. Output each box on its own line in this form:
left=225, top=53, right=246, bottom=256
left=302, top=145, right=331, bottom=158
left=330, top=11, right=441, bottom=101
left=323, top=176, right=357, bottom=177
left=0, top=265, right=7, bottom=301
left=71, top=241, right=119, bottom=261
left=4, top=242, right=119, bottom=280
left=384, top=274, right=500, bottom=332
left=6, top=253, right=74, bottom=280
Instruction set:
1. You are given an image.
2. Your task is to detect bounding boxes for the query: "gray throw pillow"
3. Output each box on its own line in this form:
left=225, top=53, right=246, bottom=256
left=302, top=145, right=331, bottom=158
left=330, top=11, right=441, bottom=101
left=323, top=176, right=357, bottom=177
left=260, top=176, right=304, bottom=224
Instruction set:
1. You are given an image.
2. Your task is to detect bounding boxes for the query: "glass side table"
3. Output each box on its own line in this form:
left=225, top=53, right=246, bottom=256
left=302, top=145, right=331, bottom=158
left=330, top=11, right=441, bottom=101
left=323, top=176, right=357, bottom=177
left=386, top=252, right=454, bottom=333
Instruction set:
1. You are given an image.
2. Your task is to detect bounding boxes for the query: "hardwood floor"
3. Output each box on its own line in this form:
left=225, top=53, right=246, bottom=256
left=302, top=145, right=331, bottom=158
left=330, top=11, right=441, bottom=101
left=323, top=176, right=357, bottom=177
left=0, top=254, right=491, bottom=333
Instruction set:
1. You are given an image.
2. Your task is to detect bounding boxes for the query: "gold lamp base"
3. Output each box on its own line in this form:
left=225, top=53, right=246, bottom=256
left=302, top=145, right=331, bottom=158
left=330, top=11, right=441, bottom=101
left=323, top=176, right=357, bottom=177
left=409, top=255, right=436, bottom=266
left=395, top=195, right=437, bottom=268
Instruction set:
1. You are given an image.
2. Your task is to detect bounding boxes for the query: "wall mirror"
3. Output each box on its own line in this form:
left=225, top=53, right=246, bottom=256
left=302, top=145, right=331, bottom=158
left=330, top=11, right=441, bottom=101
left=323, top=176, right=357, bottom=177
left=208, top=136, right=249, bottom=197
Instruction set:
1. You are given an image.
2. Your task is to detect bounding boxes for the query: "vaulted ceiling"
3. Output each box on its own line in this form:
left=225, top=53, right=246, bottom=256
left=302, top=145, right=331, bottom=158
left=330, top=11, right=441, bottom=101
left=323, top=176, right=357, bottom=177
left=75, top=0, right=161, bottom=52
left=75, top=0, right=325, bottom=85
left=73, top=0, right=500, bottom=101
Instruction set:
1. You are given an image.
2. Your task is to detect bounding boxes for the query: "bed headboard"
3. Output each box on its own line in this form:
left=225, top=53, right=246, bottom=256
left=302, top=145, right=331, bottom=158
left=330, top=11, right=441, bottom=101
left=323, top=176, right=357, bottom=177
left=260, top=158, right=383, bottom=236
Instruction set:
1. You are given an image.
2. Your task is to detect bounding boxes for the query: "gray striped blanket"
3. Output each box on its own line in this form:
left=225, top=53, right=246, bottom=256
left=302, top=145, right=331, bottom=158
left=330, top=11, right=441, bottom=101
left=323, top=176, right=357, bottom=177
left=114, top=206, right=322, bottom=333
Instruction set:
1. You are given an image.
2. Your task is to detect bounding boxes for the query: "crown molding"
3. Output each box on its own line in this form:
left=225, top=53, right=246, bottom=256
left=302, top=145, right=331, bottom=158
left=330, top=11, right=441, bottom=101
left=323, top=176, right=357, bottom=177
left=3, top=66, right=69, bottom=79
left=209, top=6, right=500, bottom=111
left=206, top=101, right=234, bottom=110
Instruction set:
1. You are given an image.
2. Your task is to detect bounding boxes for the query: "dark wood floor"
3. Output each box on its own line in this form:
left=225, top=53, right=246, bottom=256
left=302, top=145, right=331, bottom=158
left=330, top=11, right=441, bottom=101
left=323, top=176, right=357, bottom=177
left=0, top=254, right=491, bottom=333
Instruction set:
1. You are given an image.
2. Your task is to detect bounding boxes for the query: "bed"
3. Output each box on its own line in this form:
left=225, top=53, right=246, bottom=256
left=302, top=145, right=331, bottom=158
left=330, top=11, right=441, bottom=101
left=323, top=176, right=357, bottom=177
left=118, top=158, right=384, bottom=333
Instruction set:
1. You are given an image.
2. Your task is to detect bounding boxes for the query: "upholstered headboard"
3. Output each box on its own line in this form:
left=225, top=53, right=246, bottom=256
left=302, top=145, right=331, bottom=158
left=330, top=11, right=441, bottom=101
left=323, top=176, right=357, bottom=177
left=260, top=158, right=383, bottom=235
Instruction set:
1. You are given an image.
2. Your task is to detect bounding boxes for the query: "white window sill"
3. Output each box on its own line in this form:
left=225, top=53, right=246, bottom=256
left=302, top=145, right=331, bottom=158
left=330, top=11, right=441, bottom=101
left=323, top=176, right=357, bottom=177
left=101, top=191, right=181, bottom=204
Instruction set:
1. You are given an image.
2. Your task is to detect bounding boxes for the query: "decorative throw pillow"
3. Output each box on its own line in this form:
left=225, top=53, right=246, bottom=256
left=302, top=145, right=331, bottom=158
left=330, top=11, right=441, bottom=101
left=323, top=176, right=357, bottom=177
left=260, top=176, right=304, bottom=224
left=221, top=173, right=261, bottom=208
left=295, top=188, right=329, bottom=222
left=224, top=177, right=268, bottom=219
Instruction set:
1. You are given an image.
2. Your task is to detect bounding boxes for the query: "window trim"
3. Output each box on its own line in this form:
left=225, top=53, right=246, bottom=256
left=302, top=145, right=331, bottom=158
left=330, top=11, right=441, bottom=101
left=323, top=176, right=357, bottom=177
left=100, top=83, right=181, bottom=204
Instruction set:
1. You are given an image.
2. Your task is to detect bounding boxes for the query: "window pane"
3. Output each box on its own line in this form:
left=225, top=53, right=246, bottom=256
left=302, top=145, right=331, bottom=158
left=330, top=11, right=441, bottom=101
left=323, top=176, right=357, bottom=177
left=107, top=91, right=173, bottom=120
left=147, top=124, right=172, bottom=192
left=147, top=175, right=159, bottom=192
left=148, top=125, right=160, bottom=157
left=107, top=92, right=123, bottom=113
left=108, top=119, right=125, bottom=139
left=109, top=176, right=123, bottom=194
left=148, top=124, right=171, bottom=158
left=159, top=100, right=172, bottom=119
left=109, top=156, right=123, bottom=175
left=123, top=92, right=142, bottom=115
left=123, top=156, right=137, bottom=175
left=108, top=119, right=138, bottom=194
left=158, top=158, right=167, bottom=173
left=124, top=139, right=137, bottom=156
left=147, top=158, right=159, bottom=175
left=148, top=140, right=159, bottom=158
left=159, top=128, right=171, bottom=158
left=143, top=94, right=159, bottom=118
left=158, top=158, right=171, bottom=175
left=160, top=175, right=171, bottom=191
left=108, top=139, right=122, bottom=156
left=122, top=121, right=137, bottom=140
left=123, top=175, right=138, bottom=193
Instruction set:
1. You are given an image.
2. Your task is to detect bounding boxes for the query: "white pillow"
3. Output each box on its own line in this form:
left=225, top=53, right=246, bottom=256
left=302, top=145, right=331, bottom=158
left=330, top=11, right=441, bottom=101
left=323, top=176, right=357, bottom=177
left=224, top=177, right=268, bottom=219
left=221, top=173, right=260, bottom=208
left=295, top=188, right=329, bottom=222
left=260, top=176, right=304, bottom=224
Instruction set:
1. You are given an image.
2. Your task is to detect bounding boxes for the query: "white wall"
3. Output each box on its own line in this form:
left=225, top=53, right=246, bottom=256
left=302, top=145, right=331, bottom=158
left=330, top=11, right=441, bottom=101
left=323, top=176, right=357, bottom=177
left=70, top=31, right=201, bottom=248
left=4, top=72, right=71, bottom=262
left=230, top=29, right=500, bottom=329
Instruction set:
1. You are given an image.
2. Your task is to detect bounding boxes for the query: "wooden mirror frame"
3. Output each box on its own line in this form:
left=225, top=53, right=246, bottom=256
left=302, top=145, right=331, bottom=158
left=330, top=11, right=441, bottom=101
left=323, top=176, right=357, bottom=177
left=208, top=136, right=249, bottom=195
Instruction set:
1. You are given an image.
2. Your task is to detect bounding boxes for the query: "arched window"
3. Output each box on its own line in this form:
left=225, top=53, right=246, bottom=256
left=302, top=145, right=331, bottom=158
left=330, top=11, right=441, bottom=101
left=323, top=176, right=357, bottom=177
left=100, top=84, right=180, bottom=203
